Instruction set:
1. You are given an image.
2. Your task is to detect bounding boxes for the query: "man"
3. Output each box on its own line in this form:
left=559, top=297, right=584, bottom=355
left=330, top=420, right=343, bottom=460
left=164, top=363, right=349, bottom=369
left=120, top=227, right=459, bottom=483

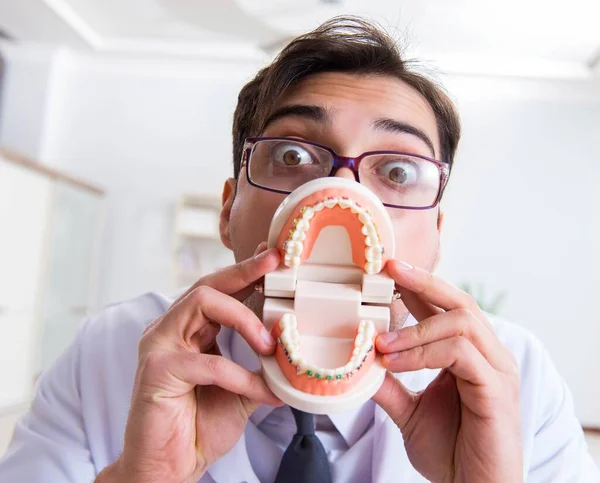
left=0, top=17, right=597, bottom=482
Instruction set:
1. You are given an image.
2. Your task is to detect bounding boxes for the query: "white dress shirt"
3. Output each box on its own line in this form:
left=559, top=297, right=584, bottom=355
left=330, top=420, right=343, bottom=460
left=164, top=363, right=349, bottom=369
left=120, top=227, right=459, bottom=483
left=0, top=291, right=598, bottom=482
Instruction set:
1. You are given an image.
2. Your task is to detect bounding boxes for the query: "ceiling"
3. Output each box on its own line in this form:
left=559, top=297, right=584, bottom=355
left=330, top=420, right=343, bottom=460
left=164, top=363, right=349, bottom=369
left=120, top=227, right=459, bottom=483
left=0, top=0, right=599, bottom=77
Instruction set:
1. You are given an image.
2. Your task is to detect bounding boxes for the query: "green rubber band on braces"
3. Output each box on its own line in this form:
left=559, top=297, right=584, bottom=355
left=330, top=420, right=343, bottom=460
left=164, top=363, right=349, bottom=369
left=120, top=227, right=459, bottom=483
left=335, top=374, right=342, bottom=380
left=326, top=375, right=333, bottom=380
left=315, top=373, right=322, bottom=379
left=306, top=370, right=313, bottom=377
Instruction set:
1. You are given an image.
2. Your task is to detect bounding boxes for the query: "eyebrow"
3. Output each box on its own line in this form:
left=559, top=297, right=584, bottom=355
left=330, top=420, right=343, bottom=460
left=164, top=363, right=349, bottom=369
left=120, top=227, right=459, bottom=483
left=371, top=118, right=436, bottom=157
left=262, top=104, right=437, bottom=158
left=263, top=104, right=331, bottom=130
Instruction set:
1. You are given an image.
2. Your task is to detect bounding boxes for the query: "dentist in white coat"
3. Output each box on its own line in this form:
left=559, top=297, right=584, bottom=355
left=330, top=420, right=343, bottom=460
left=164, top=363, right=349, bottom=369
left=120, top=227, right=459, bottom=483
left=1, top=16, right=598, bottom=483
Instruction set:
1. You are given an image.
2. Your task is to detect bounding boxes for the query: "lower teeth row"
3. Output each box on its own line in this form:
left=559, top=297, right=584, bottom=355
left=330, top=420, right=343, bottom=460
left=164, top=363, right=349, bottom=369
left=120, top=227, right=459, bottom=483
left=277, top=314, right=375, bottom=382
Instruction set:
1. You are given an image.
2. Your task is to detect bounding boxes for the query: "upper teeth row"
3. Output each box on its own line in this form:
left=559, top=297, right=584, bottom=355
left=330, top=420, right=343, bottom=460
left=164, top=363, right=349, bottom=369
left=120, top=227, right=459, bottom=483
left=282, top=197, right=384, bottom=274
left=277, top=313, right=375, bottom=381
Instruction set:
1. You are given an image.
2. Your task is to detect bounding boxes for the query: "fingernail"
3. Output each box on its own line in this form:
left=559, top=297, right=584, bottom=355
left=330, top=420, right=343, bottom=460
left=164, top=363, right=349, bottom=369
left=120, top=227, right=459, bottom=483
left=379, top=331, right=399, bottom=345
left=397, top=261, right=413, bottom=271
left=261, top=326, right=275, bottom=346
left=253, top=242, right=267, bottom=257
left=384, top=352, right=401, bottom=362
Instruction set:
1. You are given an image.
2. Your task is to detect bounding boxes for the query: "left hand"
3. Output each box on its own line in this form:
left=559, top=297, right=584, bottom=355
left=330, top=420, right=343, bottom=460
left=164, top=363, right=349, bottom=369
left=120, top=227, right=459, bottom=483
left=372, top=260, right=523, bottom=483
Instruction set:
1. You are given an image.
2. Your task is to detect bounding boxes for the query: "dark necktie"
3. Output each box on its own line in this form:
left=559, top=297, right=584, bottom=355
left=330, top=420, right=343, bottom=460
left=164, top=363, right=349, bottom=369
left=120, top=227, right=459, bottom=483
left=274, top=407, right=333, bottom=483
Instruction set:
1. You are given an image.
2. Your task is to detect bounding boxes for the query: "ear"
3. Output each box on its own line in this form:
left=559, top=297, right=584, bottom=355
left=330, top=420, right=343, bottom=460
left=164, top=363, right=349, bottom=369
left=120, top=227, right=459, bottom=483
left=219, top=178, right=236, bottom=250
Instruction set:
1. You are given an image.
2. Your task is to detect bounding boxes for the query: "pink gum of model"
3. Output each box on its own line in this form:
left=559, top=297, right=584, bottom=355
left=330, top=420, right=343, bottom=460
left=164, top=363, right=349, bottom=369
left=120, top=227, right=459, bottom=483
left=275, top=188, right=392, bottom=270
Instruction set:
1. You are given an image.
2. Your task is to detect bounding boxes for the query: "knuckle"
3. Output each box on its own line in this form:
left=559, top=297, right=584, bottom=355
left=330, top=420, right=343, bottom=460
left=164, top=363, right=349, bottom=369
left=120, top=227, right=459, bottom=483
left=413, top=323, right=428, bottom=342
left=462, top=292, right=480, bottom=311
left=191, top=285, right=211, bottom=305
left=454, top=308, right=474, bottom=334
left=203, top=355, right=226, bottom=379
left=453, top=335, right=470, bottom=354
left=411, top=344, right=426, bottom=362
left=234, top=259, right=254, bottom=284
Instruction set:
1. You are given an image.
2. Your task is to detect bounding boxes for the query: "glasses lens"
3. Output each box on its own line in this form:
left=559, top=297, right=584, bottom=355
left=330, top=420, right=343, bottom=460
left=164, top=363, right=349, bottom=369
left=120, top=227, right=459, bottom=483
left=248, top=139, right=333, bottom=192
left=359, top=154, right=441, bottom=208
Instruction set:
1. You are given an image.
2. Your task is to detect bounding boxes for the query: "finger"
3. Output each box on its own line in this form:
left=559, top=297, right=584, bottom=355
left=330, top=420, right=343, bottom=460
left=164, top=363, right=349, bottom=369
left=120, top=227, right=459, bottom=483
left=388, top=260, right=489, bottom=328
left=174, top=244, right=279, bottom=305
left=382, top=336, right=496, bottom=386
left=155, top=285, right=276, bottom=355
left=143, top=351, right=283, bottom=407
left=376, top=309, right=512, bottom=373
left=253, top=241, right=268, bottom=256
left=371, top=371, right=419, bottom=430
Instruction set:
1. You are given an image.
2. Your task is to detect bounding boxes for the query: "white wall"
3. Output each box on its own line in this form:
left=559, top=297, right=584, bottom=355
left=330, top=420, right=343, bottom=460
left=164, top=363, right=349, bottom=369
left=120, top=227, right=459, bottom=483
left=438, top=74, right=600, bottom=425
left=38, top=53, right=259, bottom=304
left=1, top=45, right=599, bottom=425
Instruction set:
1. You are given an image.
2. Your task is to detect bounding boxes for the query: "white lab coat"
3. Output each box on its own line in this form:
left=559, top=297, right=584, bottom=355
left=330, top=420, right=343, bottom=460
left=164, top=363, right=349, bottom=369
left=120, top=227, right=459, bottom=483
left=0, top=292, right=598, bottom=482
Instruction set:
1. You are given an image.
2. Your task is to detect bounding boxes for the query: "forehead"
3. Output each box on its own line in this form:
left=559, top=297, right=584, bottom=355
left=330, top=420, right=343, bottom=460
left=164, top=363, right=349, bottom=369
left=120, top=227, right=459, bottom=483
left=272, top=72, right=440, bottom=154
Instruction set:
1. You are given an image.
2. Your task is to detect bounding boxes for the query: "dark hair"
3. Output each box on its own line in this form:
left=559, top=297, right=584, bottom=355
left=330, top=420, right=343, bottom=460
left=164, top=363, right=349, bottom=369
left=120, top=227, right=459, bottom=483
left=231, top=16, right=461, bottom=179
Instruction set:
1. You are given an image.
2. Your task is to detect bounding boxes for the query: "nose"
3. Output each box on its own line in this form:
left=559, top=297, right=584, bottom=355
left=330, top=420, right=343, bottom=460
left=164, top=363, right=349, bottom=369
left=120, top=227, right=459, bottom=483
left=333, top=167, right=356, bottom=181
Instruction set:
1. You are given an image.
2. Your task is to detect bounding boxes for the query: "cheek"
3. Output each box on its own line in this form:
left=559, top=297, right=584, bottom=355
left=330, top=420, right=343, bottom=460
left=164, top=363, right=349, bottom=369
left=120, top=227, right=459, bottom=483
left=229, top=184, right=286, bottom=261
left=389, top=209, right=440, bottom=269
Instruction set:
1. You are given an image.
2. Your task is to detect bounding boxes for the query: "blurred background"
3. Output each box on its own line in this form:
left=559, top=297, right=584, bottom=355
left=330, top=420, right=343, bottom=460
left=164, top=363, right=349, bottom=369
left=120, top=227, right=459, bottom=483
left=0, top=0, right=599, bottom=461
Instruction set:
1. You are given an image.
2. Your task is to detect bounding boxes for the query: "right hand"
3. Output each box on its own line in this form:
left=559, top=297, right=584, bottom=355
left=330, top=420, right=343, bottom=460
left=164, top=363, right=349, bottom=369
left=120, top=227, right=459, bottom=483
left=97, top=244, right=283, bottom=483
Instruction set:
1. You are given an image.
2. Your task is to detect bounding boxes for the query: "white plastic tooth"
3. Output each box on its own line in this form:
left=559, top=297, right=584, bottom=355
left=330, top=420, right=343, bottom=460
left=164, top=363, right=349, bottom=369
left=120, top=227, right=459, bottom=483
left=291, top=256, right=301, bottom=267
left=295, top=219, right=309, bottom=231
left=289, top=349, right=299, bottom=361
left=312, top=201, right=325, bottom=211
left=286, top=241, right=303, bottom=256
left=365, top=246, right=379, bottom=262
left=334, top=367, right=345, bottom=377
left=374, top=245, right=384, bottom=258
left=324, top=369, right=335, bottom=378
left=358, top=211, right=371, bottom=225
left=291, top=230, right=306, bottom=241
left=338, top=197, right=353, bottom=209
left=352, top=346, right=361, bottom=356
left=284, top=255, right=293, bottom=267
left=362, top=223, right=378, bottom=238
left=355, top=333, right=364, bottom=346
left=301, top=207, right=315, bottom=220
left=344, top=362, right=354, bottom=373
left=365, top=262, right=376, bottom=274
left=365, top=235, right=376, bottom=247
left=351, top=204, right=364, bottom=215
left=323, top=197, right=338, bottom=208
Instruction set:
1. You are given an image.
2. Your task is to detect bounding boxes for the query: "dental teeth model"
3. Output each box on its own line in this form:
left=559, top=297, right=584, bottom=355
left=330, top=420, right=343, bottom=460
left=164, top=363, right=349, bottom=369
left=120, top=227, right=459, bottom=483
left=282, top=197, right=385, bottom=274
left=277, top=314, right=375, bottom=382
left=260, top=177, right=395, bottom=414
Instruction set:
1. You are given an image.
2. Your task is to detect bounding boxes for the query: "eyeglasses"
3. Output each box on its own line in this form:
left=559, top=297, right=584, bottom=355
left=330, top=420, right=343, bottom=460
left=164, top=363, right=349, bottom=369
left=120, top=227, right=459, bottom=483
left=241, top=137, right=450, bottom=209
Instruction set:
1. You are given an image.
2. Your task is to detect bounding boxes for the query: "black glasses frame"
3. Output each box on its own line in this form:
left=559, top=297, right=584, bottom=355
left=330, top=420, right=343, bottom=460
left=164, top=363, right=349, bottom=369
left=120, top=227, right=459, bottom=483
left=241, top=136, right=450, bottom=209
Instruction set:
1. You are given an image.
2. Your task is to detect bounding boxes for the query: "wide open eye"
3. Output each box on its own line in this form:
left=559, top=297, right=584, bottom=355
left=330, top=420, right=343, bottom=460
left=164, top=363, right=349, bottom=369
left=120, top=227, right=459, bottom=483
left=375, top=159, right=420, bottom=186
left=271, top=142, right=315, bottom=166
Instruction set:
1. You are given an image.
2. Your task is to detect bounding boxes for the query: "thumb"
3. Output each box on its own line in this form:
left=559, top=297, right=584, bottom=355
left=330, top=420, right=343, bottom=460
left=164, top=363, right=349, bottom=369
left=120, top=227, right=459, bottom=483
left=372, top=371, right=420, bottom=430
